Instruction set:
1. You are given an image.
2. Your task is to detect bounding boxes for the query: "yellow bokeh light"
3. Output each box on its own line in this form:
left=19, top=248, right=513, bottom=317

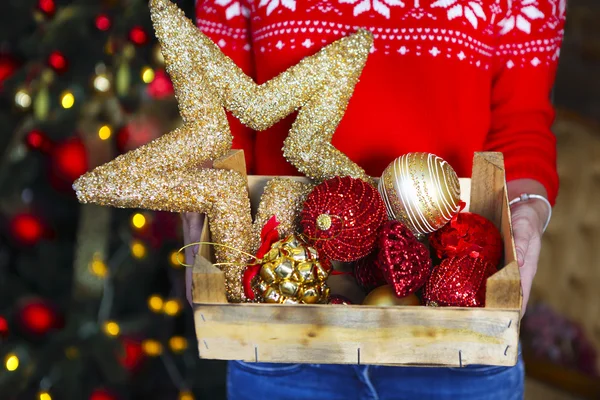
left=169, top=250, right=184, bottom=268
left=103, top=321, right=120, bottom=337
left=131, top=241, right=146, bottom=259
left=169, top=336, right=188, bottom=353
left=141, top=67, right=155, bottom=84
left=61, top=91, right=75, bottom=109
left=38, top=391, right=52, bottom=400
left=148, top=295, right=164, bottom=312
left=142, top=339, right=163, bottom=356
left=94, top=74, right=111, bottom=92
left=163, top=299, right=182, bottom=316
left=131, top=213, right=146, bottom=229
left=90, top=257, right=108, bottom=278
left=5, top=354, right=19, bottom=371
left=178, top=391, right=195, bottom=400
left=98, top=125, right=112, bottom=140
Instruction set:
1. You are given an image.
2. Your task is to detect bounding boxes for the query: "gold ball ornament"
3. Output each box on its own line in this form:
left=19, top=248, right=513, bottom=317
left=253, top=235, right=332, bottom=304
left=378, top=152, right=461, bottom=236
left=362, top=285, right=421, bottom=306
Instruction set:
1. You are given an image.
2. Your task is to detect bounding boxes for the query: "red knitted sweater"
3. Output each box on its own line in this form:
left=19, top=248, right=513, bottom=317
left=195, top=0, right=565, bottom=204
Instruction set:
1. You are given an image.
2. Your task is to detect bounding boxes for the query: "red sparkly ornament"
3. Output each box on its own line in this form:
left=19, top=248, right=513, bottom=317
left=38, top=0, right=56, bottom=16
left=424, top=255, right=497, bottom=307
left=48, top=51, right=68, bottom=74
left=10, top=213, right=45, bottom=245
left=300, top=176, right=387, bottom=262
left=89, top=388, right=117, bottom=400
left=95, top=14, right=112, bottom=31
left=129, top=26, right=148, bottom=46
left=328, top=295, right=353, bottom=305
left=377, top=221, right=432, bottom=297
left=429, top=212, right=503, bottom=266
left=18, top=298, right=60, bottom=335
left=353, top=253, right=386, bottom=292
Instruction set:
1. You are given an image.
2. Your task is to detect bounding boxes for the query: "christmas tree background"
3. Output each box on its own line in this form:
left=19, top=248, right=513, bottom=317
left=0, top=0, right=227, bottom=399
left=1, top=0, right=599, bottom=399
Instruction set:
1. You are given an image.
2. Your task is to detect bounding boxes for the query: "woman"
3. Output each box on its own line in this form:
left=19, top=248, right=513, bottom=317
left=183, top=0, right=565, bottom=398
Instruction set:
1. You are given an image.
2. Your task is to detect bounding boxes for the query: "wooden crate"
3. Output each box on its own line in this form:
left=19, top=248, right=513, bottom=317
left=191, top=152, right=521, bottom=367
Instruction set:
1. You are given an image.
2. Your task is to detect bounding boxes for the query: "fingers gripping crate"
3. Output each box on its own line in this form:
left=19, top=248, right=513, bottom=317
left=191, top=151, right=521, bottom=367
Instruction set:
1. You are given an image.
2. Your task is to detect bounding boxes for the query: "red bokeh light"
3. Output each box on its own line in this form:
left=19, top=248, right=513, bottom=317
left=147, top=69, right=174, bottom=99
left=10, top=213, right=44, bottom=245
left=95, top=14, right=111, bottom=31
left=38, top=0, right=56, bottom=16
left=51, top=138, right=88, bottom=183
left=26, top=130, right=44, bottom=149
left=118, top=337, right=144, bottom=371
left=116, top=117, right=161, bottom=153
left=0, top=55, right=20, bottom=90
left=128, top=26, right=148, bottom=46
left=25, top=129, right=53, bottom=153
left=18, top=299, right=57, bottom=335
left=48, top=51, right=68, bottom=74
left=89, top=388, right=117, bottom=400
left=0, top=316, right=9, bottom=337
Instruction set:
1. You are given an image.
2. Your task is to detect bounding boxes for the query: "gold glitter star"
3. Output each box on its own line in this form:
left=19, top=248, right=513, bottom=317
left=73, top=0, right=373, bottom=301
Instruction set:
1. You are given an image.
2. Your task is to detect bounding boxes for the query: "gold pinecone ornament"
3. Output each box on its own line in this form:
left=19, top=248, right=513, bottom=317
left=254, top=236, right=332, bottom=304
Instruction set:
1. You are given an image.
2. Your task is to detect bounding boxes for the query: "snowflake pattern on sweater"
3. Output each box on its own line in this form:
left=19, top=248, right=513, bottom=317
left=196, top=0, right=565, bottom=69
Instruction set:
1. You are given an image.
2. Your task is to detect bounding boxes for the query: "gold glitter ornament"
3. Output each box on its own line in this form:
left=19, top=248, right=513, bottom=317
left=149, top=0, right=374, bottom=184
left=253, top=235, right=331, bottom=304
left=254, top=178, right=314, bottom=240
left=378, top=152, right=461, bottom=236
left=73, top=0, right=376, bottom=301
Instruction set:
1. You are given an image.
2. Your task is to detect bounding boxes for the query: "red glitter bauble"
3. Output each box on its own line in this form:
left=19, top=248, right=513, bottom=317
left=328, top=295, right=353, bottom=305
left=18, top=298, right=59, bottom=335
left=10, top=213, right=45, bottom=245
left=429, top=212, right=503, bottom=266
left=48, top=51, right=68, bottom=74
left=424, top=255, right=497, bottom=307
left=377, top=221, right=432, bottom=297
left=89, top=388, right=117, bottom=400
left=353, top=253, right=386, bottom=292
left=300, top=176, right=387, bottom=262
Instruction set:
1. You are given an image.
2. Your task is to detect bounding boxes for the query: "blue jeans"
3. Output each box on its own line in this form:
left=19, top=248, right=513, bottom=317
left=227, top=353, right=524, bottom=400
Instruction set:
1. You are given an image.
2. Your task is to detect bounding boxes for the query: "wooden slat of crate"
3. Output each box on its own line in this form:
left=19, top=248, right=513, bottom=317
left=194, top=304, right=519, bottom=366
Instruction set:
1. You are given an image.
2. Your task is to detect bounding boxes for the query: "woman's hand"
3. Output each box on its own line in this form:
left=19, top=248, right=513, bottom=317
left=181, top=212, right=205, bottom=306
left=506, top=179, right=551, bottom=316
